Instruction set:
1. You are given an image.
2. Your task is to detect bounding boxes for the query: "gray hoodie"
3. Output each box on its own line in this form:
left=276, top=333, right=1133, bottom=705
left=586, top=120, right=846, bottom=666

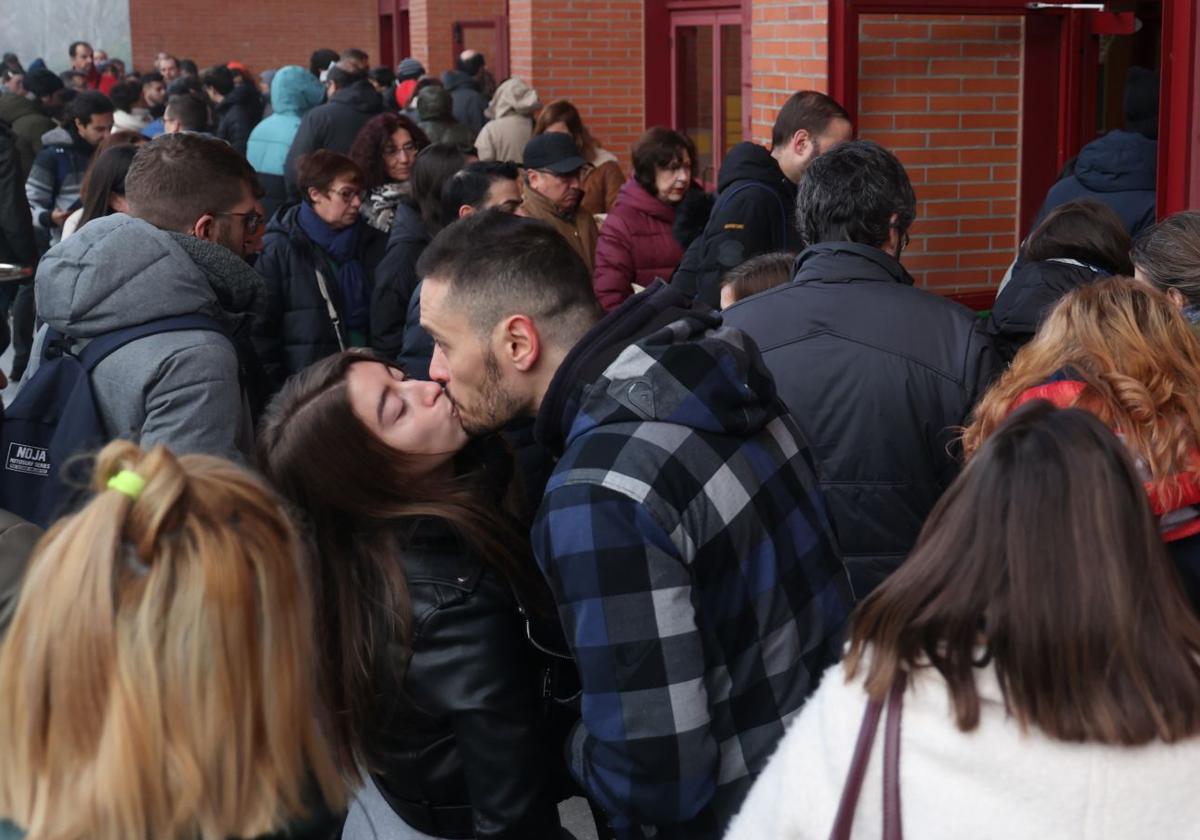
left=22, top=214, right=257, bottom=462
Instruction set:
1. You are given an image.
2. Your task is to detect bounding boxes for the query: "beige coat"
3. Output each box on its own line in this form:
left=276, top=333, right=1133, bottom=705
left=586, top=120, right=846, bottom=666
left=475, top=77, right=540, bottom=164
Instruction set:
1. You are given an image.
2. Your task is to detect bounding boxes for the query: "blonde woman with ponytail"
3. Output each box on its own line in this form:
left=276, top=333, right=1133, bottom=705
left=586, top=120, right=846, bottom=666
left=0, top=441, right=345, bottom=840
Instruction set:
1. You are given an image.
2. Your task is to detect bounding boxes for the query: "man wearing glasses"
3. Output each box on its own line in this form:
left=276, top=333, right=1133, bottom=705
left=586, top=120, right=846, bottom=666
left=18, top=133, right=268, bottom=462
left=518, top=133, right=599, bottom=272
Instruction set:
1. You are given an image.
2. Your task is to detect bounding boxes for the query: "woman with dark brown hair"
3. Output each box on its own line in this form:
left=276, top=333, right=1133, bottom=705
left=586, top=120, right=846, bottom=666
left=592, top=127, right=699, bottom=310
left=258, top=351, right=565, bottom=840
left=349, top=111, right=430, bottom=232
left=534, top=99, right=623, bottom=215
left=60, top=129, right=146, bottom=239
left=728, top=401, right=1200, bottom=838
left=965, top=277, right=1200, bottom=602
left=988, top=198, right=1133, bottom=362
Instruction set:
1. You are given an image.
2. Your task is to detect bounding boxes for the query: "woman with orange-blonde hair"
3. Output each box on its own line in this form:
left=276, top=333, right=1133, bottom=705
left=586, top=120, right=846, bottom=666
left=964, top=275, right=1200, bottom=600
left=0, top=441, right=344, bottom=840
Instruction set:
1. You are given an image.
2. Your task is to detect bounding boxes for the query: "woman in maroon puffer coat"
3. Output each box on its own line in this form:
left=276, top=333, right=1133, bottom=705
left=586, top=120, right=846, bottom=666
left=593, top=127, right=698, bottom=311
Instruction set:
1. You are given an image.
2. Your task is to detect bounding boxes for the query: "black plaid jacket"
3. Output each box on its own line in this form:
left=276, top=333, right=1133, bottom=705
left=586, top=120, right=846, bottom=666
left=532, top=284, right=854, bottom=839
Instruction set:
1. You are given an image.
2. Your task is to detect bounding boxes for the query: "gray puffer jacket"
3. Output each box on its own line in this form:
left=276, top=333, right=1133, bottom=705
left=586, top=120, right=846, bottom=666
left=22, top=214, right=259, bottom=462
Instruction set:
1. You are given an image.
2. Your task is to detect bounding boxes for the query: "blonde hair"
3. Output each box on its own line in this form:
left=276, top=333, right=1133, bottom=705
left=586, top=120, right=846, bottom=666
left=964, top=277, right=1200, bottom=494
left=0, top=442, right=344, bottom=840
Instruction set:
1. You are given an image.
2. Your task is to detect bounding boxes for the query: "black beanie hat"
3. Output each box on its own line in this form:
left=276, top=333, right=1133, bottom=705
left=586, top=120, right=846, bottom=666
left=1124, top=66, right=1160, bottom=139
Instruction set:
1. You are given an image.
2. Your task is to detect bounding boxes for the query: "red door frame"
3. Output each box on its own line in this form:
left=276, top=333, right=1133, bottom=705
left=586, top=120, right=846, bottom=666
left=670, top=8, right=745, bottom=186
left=1159, top=0, right=1200, bottom=215
left=378, top=0, right=410, bottom=68
left=829, top=0, right=1098, bottom=238
left=451, top=19, right=510, bottom=80
left=645, top=2, right=752, bottom=156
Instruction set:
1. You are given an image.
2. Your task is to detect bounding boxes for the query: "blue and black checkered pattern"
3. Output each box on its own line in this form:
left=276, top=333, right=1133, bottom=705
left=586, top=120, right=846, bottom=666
left=533, top=308, right=854, bottom=839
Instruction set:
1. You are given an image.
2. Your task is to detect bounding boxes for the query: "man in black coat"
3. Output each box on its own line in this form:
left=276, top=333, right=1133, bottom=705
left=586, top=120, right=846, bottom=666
left=722, top=140, right=998, bottom=598
left=672, top=90, right=853, bottom=309
left=441, top=51, right=489, bottom=139
left=0, top=121, right=37, bottom=363
left=202, top=64, right=263, bottom=155
left=284, top=63, right=382, bottom=195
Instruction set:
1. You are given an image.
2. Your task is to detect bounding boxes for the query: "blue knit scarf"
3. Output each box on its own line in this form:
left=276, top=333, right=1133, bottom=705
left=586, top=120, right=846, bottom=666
left=297, top=201, right=369, bottom=331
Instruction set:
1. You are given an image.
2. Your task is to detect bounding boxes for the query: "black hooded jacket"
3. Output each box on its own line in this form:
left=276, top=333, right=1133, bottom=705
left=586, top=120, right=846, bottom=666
left=986, top=259, right=1106, bottom=363
left=670, top=142, right=803, bottom=309
left=722, top=242, right=998, bottom=597
left=284, top=79, right=382, bottom=194
left=213, top=82, right=264, bottom=155
left=252, top=204, right=387, bottom=394
left=441, top=70, right=488, bottom=138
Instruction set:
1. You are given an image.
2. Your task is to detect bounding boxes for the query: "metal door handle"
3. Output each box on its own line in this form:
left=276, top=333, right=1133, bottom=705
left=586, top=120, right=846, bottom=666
left=1026, top=2, right=1106, bottom=9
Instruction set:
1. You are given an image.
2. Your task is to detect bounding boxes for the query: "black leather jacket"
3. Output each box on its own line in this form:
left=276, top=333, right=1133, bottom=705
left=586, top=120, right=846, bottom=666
left=365, top=518, right=565, bottom=839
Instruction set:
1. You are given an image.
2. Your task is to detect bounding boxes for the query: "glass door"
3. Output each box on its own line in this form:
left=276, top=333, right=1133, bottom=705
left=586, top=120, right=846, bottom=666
left=671, top=9, right=744, bottom=188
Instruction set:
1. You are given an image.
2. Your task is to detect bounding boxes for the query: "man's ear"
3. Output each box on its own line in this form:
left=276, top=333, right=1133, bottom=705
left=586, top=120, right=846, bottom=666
left=191, top=213, right=217, bottom=241
left=790, top=128, right=812, bottom=154
left=500, top=314, right=541, bottom=372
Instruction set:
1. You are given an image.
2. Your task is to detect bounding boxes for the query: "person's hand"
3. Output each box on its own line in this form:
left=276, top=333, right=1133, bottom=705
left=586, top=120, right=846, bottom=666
left=50, top=208, right=69, bottom=227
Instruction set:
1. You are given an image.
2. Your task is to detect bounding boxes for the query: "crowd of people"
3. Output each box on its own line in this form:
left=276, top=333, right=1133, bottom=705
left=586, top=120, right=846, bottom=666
left=0, top=36, right=1196, bottom=840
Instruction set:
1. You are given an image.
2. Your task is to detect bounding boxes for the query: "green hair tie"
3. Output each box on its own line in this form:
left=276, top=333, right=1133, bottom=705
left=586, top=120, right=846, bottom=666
left=107, top=469, right=146, bottom=501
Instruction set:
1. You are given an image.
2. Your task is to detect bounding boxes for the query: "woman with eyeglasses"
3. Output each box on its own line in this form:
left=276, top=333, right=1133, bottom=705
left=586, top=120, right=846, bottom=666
left=252, top=150, right=387, bottom=396
left=350, top=112, right=430, bottom=233
left=371, top=143, right=469, bottom=359
left=258, top=351, right=571, bottom=840
left=592, top=127, right=701, bottom=311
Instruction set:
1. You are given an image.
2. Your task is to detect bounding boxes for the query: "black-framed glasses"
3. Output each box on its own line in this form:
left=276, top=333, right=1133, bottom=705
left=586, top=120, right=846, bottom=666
left=215, top=210, right=265, bottom=233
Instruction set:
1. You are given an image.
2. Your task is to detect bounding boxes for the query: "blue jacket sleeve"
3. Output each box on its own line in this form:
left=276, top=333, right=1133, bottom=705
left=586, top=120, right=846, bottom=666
left=532, top=481, right=720, bottom=831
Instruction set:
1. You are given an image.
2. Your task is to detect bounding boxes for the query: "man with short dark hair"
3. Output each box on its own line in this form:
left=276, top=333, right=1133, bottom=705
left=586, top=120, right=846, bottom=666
left=202, top=64, right=263, bottom=154
left=673, top=90, right=853, bottom=308
left=109, top=80, right=148, bottom=132
left=309, top=48, right=339, bottom=78
left=519, top=133, right=598, bottom=271
left=284, top=60, right=382, bottom=195
left=140, top=70, right=167, bottom=118
left=340, top=47, right=370, bottom=73
left=418, top=211, right=852, bottom=839
left=21, top=132, right=266, bottom=461
left=25, top=90, right=113, bottom=247
left=163, top=93, right=209, bottom=134
left=0, top=68, right=61, bottom=176
left=723, top=140, right=997, bottom=597
left=68, top=41, right=100, bottom=89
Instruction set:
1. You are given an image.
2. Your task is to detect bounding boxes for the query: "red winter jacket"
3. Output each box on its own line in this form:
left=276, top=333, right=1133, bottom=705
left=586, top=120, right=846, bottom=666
left=592, top=178, right=683, bottom=311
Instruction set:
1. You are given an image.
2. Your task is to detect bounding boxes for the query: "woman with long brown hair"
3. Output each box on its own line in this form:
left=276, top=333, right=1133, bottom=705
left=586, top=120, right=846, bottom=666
left=534, top=99, right=623, bottom=215
left=1132, top=210, right=1200, bottom=338
left=0, top=441, right=343, bottom=840
left=257, top=351, right=564, bottom=840
left=965, top=276, right=1200, bottom=600
left=728, top=402, right=1200, bottom=838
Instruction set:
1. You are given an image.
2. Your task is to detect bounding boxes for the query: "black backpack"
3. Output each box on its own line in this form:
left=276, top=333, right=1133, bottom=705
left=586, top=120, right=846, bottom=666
left=0, top=315, right=227, bottom=527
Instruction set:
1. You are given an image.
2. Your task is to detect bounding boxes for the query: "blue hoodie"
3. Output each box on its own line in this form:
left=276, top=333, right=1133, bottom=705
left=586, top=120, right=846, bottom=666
left=1033, top=129, right=1158, bottom=237
left=246, top=66, right=325, bottom=177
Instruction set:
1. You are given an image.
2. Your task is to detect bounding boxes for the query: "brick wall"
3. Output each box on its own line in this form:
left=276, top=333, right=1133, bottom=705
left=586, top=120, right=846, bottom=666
left=409, top=0, right=506, bottom=83
left=128, top=0, right=377, bottom=78
left=508, top=0, right=644, bottom=166
left=857, top=14, right=1023, bottom=293
left=750, top=0, right=830, bottom=143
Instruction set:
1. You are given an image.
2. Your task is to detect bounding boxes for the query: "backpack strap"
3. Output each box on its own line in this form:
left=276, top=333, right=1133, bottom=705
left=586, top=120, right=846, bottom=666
left=711, top=180, right=790, bottom=245
left=75, top=315, right=229, bottom=373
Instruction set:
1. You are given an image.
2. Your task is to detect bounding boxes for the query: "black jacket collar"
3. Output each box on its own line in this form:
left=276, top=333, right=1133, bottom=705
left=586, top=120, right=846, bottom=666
left=793, top=241, right=915, bottom=287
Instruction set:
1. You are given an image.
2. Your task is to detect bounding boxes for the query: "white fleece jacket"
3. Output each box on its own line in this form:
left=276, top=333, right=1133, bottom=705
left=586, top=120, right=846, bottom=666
left=726, top=658, right=1200, bottom=839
